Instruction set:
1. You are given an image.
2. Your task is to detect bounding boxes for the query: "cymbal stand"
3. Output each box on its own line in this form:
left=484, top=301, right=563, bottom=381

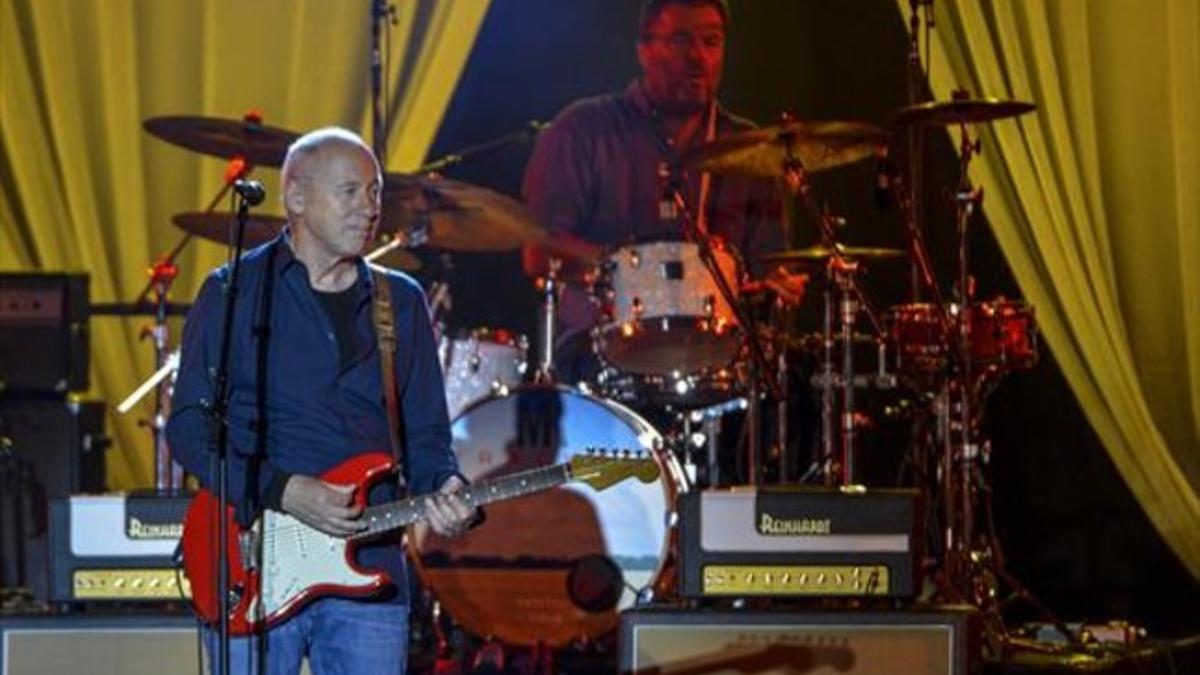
left=935, top=121, right=1077, bottom=654
left=781, top=150, right=885, bottom=486
left=146, top=258, right=184, bottom=491
left=533, top=259, right=562, bottom=383
left=119, top=157, right=252, bottom=490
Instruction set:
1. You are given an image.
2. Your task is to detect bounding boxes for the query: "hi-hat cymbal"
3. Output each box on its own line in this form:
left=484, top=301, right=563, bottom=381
left=382, top=174, right=543, bottom=252
left=144, top=115, right=300, bottom=166
left=681, top=120, right=888, bottom=177
left=893, top=98, right=1036, bottom=127
left=762, top=244, right=907, bottom=264
left=171, top=211, right=421, bottom=271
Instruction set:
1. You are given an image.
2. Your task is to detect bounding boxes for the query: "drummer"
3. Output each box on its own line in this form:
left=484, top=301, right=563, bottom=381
left=522, top=0, right=806, bottom=383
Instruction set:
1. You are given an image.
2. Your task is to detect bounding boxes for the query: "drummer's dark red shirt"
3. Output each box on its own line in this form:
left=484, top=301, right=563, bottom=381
left=522, top=81, right=786, bottom=338
left=522, top=80, right=785, bottom=267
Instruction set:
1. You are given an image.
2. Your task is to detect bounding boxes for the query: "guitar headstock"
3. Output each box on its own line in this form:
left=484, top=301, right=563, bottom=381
left=570, top=448, right=660, bottom=490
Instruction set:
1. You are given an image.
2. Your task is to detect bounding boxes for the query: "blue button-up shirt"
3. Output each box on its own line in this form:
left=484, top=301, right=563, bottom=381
left=166, top=233, right=458, bottom=601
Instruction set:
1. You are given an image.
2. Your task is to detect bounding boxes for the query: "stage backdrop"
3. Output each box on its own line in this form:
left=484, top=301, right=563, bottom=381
left=0, top=0, right=491, bottom=488
left=897, top=0, right=1200, bottom=579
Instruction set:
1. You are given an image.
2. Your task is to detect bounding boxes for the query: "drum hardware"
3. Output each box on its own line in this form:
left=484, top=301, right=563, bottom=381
left=889, top=91, right=1068, bottom=653
left=533, top=258, right=563, bottom=382
left=779, top=160, right=892, bottom=488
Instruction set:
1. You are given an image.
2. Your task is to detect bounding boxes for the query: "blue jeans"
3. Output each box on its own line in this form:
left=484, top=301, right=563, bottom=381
left=205, top=597, right=409, bottom=675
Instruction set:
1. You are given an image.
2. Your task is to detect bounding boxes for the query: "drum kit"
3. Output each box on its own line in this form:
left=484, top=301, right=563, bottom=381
left=115, top=86, right=1040, bottom=649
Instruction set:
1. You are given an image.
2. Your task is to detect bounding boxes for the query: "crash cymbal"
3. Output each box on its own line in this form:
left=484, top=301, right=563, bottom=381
left=520, top=232, right=602, bottom=284
left=382, top=174, right=543, bottom=252
left=762, top=244, right=907, bottom=264
left=173, top=211, right=286, bottom=247
left=144, top=115, right=300, bottom=166
left=893, top=98, right=1036, bottom=126
left=681, top=120, right=887, bottom=177
left=173, top=211, right=420, bottom=271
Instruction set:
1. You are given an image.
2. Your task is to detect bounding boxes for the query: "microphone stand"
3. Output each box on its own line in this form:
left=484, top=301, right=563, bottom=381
left=663, top=182, right=780, bottom=485
left=370, top=0, right=397, bottom=163
left=209, top=190, right=258, bottom=675
left=416, top=121, right=549, bottom=175
left=905, top=0, right=935, bottom=302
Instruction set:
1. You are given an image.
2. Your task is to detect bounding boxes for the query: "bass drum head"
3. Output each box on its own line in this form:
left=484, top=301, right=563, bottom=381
left=410, top=385, right=674, bottom=648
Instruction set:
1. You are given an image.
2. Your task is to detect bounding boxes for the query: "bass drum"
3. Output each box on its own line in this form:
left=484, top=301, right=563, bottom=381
left=410, top=385, right=681, bottom=647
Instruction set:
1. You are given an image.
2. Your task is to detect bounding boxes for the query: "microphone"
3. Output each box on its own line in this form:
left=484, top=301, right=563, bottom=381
left=233, top=179, right=266, bottom=207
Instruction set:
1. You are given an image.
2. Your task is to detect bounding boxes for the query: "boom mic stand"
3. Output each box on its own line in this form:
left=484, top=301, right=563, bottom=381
left=209, top=180, right=265, bottom=675
left=663, top=181, right=781, bottom=485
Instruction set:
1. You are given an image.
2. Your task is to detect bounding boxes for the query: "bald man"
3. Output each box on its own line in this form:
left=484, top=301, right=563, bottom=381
left=168, top=128, right=475, bottom=674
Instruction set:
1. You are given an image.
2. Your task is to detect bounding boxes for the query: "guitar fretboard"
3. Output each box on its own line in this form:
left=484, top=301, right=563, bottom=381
left=352, top=462, right=573, bottom=540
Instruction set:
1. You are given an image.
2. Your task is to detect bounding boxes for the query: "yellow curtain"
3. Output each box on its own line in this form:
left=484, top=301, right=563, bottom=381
left=896, top=0, right=1200, bottom=578
left=0, top=0, right=491, bottom=489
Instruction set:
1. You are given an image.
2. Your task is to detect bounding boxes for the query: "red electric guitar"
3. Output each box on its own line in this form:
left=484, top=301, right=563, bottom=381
left=180, top=449, right=660, bottom=635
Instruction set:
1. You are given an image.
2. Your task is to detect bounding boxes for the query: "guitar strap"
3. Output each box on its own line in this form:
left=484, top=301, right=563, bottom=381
left=370, top=266, right=408, bottom=493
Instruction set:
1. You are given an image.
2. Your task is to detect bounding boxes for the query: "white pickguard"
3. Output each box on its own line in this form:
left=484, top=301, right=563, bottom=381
left=258, top=510, right=378, bottom=619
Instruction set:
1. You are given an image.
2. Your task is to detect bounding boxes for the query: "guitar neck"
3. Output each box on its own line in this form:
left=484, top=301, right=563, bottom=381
left=353, top=462, right=573, bottom=539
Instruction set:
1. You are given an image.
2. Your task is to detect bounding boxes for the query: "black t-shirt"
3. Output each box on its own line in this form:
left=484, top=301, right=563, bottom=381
left=314, top=285, right=359, bottom=370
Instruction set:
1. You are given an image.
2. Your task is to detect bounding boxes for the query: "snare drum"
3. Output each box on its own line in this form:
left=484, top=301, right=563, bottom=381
left=439, top=328, right=527, bottom=419
left=410, top=385, right=681, bottom=647
left=594, top=240, right=741, bottom=376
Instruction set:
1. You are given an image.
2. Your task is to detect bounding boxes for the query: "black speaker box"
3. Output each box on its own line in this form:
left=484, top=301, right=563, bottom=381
left=619, top=605, right=979, bottom=675
left=0, top=273, right=90, bottom=393
left=0, top=399, right=107, bottom=601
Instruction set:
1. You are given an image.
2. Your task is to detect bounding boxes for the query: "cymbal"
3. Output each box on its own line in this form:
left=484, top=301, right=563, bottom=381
left=173, top=211, right=286, bottom=248
left=172, top=211, right=421, bottom=271
left=762, top=244, right=907, bottom=264
left=382, top=174, right=543, bottom=252
left=143, top=115, right=300, bottom=166
left=893, top=98, right=1036, bottom=126
left=681, top=120, right=887, bottom=177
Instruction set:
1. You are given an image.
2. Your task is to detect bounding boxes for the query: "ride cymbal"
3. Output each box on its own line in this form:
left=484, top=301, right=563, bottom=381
left=893, top=98, right=1036, bottom=127
left=681, top=120, right=888, bottom=177
left=144, top=115, right=300, bottom=166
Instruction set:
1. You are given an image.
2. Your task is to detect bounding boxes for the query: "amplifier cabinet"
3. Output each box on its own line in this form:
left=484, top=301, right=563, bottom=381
left=0, top=272, right=89, bottom=393
left=0, top=612, right=197, bottom=675
left=0, top=399, right=106, bottom=601
left=48, top=493, right=192, bottom=603
left=619, top=606, right=979, bottom=675
left=679, top=487, right=924, bottom=598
